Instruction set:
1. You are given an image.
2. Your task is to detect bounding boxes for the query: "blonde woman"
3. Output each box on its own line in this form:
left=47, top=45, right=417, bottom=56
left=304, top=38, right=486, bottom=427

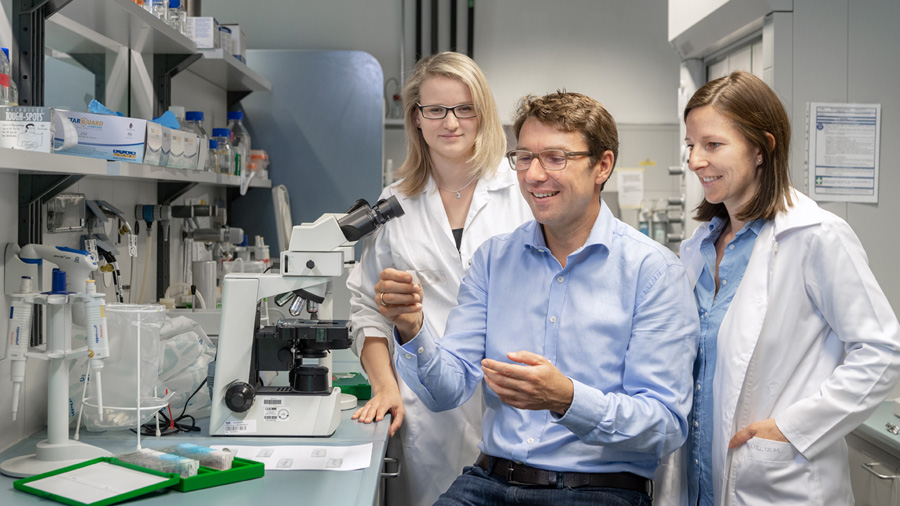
left=347, top=52, right=531, bottom=506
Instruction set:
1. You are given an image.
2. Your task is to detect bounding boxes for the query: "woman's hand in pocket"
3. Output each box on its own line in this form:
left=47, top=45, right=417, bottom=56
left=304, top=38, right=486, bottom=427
left=729, top=418, right=789, bottom=449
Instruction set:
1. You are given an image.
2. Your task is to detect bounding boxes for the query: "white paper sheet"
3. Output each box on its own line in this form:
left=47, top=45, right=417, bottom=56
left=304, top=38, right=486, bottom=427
left=23, top=462, right=170, bottom=504
left=808, top=102, right=881, bottom=203
left=210, top=443, right=373, bottom=471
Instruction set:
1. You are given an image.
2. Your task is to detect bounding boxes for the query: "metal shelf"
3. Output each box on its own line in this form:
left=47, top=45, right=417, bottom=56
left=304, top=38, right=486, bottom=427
left=0, top=148, right=272, bottom=189
left=188, top=49, right=272, bottom=93
left=47, top=0, right=196, bottom=55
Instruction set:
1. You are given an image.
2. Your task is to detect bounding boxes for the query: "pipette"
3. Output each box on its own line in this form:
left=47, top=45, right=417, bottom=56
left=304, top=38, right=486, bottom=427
left=84, top=280, right=110, bottom=419
left=7, top=276, right=34, bottom=421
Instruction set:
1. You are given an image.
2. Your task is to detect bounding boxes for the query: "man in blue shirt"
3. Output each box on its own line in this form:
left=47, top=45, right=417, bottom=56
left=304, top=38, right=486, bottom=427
left=375, top=91, right=699, bottom=506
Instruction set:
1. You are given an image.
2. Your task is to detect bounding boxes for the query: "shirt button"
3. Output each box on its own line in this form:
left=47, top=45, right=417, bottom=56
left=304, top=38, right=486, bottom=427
left=696, top=383, right=701, bottom=391
left=722, top=279, right=727, bottom=286
left=405, top=353, right=412, bottom=359
left=699, top=348, right=703, bottom=354
left=417, top=347, right=424, bottom=354
left=527, top=438, right=534, bottom=444
left=728, top=244, right=735, bottom=250
left=695, top=459, right=700, bottom=465
left=538, top=249, right=545, bottom=253
left=557, top=276, right=564, bottom=283
left=550, top=316, right=557, bottom=323
left=693, top=420, right=699, bottom=427
left=704, top=312, right=709, bottom=318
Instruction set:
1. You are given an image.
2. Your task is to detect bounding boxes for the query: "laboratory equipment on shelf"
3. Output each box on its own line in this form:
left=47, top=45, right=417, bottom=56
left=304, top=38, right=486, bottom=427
left=226, top=111, right=251, bottom=176
left=209, top=196, right=405, bottom=437
left=211, top=128, right=233, bottom=175
left=167, top=0, right=186, bottom=35
left=1, top=48, right=17, bottom=106
left=1, top=245, right=112, bottom=478
left=184, top=111, right=210, bottom=171
left=206, top=139, right=219, bottom=172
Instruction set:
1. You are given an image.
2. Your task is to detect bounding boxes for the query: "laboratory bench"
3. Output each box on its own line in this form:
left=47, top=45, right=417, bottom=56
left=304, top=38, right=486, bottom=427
left=0, top=407, right=391, bottom=506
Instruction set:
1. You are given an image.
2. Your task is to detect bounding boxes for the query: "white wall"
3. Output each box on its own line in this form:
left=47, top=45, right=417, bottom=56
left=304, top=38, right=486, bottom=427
left=204, top=0, right=681, bottom=126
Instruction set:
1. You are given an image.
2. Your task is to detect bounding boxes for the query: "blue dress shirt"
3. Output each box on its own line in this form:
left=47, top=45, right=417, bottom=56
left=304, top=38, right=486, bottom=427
left=395, top=203, right=699, bottom=479
left=686, top=217, right=762, bottom=506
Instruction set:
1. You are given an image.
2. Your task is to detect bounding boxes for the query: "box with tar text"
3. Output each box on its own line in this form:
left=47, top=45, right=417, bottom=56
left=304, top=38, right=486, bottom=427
left=54, top=111, right=147, bottom=164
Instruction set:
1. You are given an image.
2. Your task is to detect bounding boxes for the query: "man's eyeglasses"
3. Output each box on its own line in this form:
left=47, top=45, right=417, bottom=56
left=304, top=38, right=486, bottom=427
left=506, top=149, right=593, bottom=171
left=416, top=103, right=478, bottom=119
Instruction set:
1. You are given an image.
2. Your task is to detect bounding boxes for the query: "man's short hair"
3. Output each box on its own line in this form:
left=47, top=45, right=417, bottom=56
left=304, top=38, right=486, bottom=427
left=512, top=91, right=619, bottom=187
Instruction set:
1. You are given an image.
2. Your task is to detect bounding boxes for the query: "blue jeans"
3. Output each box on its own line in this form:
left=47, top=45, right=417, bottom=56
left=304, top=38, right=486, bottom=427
left=434, top=465, right=653, bottom=506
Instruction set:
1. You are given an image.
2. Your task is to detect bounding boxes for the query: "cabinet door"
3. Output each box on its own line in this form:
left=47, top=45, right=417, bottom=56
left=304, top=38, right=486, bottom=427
left=847, top=433, right=900, bottom=506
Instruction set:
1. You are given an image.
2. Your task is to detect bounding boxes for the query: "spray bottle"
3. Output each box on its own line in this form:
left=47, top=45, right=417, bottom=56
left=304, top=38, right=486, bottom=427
left=83, top=279, right=110, bottom=419
left=7, top=276, right=34, bottom=421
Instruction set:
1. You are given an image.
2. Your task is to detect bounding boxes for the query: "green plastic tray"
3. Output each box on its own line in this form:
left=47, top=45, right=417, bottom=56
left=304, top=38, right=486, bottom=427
left=13, top=457, right=179, bottom=506
left=171, top=456, right=264, bottom=492
left=333, top=372, right=372, bottom=400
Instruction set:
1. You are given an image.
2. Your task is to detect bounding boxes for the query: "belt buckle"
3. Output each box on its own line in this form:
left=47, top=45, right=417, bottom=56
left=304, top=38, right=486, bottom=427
left=505, top=461, right=527, bottom=486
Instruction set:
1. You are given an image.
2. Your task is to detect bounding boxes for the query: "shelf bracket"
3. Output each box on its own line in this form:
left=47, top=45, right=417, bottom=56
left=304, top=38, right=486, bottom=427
left=18, top=173, right=83, bottom=246
left=153, top=53, right=202, bottom=118
left=227, top=90, right=252, bottom=108
left=13, top=0, right=76, bottom=107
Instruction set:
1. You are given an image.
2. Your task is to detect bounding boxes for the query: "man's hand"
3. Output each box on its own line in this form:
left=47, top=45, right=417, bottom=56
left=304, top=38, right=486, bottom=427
left=374, top=268, right=423, bottom=343
left=729, top=418, right=789, bottom=449
left=351, top=388, right=405, bottom=437
left=481, top=351, right=574, bottom=415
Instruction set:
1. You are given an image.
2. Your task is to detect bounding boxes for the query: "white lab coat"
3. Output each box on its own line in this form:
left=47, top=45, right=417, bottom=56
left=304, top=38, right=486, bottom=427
left=665, top=190, right=900, bottom=506
left=347, top=165, right=532, bottom=506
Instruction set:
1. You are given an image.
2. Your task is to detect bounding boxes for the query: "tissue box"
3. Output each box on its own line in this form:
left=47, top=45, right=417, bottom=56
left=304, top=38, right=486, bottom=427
left=222, top=24, right=246, bottom=63
left=0, top=106, right=57, bottom=153
left=54, top=111, right=146, bottom=164
left=186, top=17, right=219, bottom=49
left=167, top=129, right=200, bottom=170
left=144, top=122, right=164, bottom=166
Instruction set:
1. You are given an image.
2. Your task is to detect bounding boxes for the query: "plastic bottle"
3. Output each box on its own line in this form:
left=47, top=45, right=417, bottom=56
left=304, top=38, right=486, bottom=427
left=206, top=139, right=219, bottom=173
left=167, top=0, right=186, bottom=35
left=0, top=47, right=10, bottom=106
left=226, top=111, right=251, bottom=176
left=150, top=0, right=168, bottom=23
left=211, top=129, right=233, bottom=175
left=184, top=111, right=210, bottom=171
left=1, top=48, right=16, bottom=106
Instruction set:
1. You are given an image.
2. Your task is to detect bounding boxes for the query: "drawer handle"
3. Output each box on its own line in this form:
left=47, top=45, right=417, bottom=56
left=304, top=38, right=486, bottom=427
left=381, top=457, right=401, bottom=479
left=863, top=462, right=898, bottom=480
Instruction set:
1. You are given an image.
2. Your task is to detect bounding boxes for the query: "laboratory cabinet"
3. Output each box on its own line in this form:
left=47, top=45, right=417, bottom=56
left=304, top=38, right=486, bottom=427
left=848, top=402, right=900, bottom=506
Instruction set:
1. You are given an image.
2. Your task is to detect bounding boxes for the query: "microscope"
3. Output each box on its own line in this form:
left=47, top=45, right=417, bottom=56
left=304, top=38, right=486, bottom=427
left=209, top=197, right=404, bottom=437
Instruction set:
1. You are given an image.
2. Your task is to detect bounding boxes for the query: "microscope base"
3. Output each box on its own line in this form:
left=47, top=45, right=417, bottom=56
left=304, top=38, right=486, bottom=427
left=0, top=439, right=113, bottom=478
left=211, top=387, right=343, bottom=437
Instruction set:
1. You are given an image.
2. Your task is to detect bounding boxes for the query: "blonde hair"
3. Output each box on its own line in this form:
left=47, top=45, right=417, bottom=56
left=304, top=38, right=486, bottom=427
left=395, top=52, right=506, bottom=197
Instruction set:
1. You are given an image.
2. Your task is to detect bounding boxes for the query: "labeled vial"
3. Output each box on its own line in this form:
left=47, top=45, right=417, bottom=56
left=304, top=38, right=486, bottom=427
left=207, top=139, right=219, bottom=173
left=211, top=129, right=233, bottom=175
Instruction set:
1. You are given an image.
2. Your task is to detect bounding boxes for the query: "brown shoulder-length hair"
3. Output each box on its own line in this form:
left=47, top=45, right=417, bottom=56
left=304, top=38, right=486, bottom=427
left=394, top=52, right=506, bottom=197
left=685, top=71, right=793, bottom=222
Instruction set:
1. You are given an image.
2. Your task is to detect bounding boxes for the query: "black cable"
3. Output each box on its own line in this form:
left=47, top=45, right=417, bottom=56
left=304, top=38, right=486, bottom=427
left=132, top=378, right=208, bottom=436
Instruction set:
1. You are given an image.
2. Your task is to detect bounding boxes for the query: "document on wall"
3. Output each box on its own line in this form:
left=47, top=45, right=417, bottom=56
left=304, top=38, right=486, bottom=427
left=211, top=443, right=373, bottom=471
left=616, top=169, right=644, bottom=209
left=807, top=102, right=881, bottom=203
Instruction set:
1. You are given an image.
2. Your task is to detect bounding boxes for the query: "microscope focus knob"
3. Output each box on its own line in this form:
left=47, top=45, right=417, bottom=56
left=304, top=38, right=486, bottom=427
left=224, top=382, right=256, bottom=413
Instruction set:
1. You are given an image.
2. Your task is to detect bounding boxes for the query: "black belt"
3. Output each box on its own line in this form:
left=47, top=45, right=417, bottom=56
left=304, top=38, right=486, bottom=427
left=475, top=453, right=651, bottom=495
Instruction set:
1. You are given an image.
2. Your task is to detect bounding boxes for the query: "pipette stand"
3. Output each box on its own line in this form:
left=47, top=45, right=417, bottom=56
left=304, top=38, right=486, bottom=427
left=0, top=293, right=112, bottom=478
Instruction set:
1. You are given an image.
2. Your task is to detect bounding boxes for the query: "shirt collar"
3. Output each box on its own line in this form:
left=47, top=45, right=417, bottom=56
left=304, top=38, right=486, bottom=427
left=525, top=198, right=614, bottom=253
left=704, top=216, right=765, bottom=244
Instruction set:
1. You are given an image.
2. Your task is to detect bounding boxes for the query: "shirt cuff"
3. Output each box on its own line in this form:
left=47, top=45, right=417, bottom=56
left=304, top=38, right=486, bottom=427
left=554, top=378, right=610, bottom=437
left=393, top=323, right=437, bottom=367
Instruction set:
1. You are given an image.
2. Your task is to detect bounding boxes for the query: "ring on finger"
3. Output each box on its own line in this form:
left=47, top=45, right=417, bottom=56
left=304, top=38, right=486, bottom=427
left=380, top=292, right=392, bottom=307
